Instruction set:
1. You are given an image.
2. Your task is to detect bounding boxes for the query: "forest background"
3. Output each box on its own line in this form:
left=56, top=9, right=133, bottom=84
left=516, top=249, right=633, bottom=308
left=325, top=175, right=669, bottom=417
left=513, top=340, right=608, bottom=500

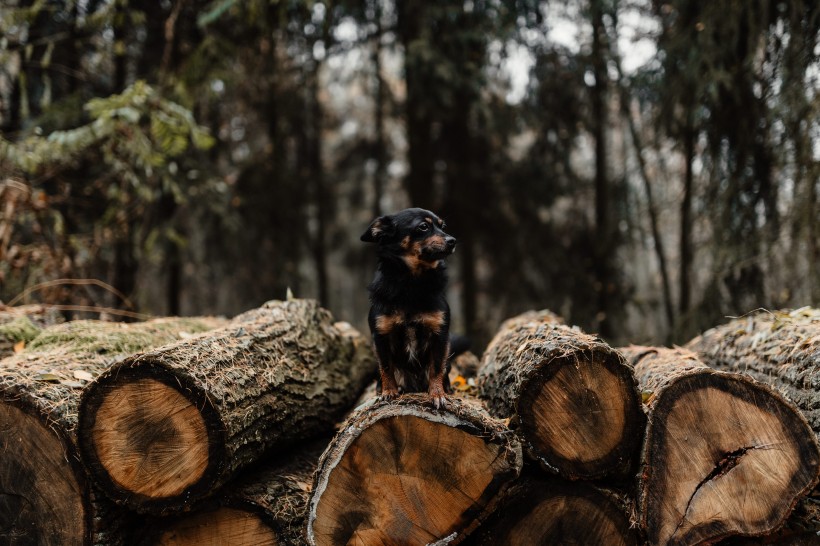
left=1, top=0, right=818, bottom=349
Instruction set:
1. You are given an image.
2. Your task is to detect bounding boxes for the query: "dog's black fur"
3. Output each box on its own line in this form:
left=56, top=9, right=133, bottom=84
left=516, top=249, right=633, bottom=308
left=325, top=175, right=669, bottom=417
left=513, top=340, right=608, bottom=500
left=361, top=208, right=457, bottom=408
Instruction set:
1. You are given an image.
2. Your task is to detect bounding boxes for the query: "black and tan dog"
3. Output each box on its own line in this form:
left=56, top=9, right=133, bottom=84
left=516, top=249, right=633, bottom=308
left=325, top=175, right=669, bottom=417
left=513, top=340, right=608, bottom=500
left=361, top=208, right=457, bottom=408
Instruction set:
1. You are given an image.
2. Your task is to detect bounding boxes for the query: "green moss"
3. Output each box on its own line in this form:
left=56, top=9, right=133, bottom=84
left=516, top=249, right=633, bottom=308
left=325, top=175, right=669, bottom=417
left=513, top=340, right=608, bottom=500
left=0, top=316, right=41, bottom=344
left=27, top=317, right=224, bottom=355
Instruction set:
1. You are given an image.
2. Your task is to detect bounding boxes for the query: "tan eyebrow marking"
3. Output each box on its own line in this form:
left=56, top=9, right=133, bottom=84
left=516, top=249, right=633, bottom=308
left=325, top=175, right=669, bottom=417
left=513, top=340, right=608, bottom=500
left=425, top=217, right=433, bottom=225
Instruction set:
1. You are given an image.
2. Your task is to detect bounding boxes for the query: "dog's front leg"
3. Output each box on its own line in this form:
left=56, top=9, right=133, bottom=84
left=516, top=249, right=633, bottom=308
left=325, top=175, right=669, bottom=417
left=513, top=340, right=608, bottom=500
left=427, top=338, right=450, bottom=409
left=373, top=335, right=399, bottom=401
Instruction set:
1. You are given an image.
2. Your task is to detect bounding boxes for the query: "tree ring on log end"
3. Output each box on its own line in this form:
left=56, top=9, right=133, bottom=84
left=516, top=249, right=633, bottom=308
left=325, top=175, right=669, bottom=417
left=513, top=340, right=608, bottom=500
left=307, top=401, right=522, bottom=546
left=471, top=479, right=638, bottom=546
left=643, top=373, right=820, bottom=546
left=79, top=363, right=226, bottom=511
left=155, top=507, right=278, bottom=546
left=0, top=402, right=86, bottom=546
left=517, top=350, right=643, bottom=479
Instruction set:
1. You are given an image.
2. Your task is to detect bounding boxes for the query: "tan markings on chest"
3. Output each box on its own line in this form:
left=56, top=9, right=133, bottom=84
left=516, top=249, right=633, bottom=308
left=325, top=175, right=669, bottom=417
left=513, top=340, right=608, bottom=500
left=414, top=311, right=446, bottom=335
left=375, top=313, right=404, bottom=335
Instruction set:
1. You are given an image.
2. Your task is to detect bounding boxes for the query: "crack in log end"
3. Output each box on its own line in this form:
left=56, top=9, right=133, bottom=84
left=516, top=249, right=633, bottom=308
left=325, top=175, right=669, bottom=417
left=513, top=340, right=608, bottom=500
left=670, top=446, right=756, bottom=542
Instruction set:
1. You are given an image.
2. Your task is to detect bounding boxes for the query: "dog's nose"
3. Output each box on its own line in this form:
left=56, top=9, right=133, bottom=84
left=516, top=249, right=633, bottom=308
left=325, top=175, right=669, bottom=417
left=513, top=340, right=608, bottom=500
left=445, top=236, right=457, bottom=252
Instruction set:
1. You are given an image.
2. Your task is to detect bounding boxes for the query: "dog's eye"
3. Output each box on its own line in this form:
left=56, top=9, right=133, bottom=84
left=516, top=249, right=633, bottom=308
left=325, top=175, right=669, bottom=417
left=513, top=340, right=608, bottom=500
left=417, top=223, right=429, bottom=233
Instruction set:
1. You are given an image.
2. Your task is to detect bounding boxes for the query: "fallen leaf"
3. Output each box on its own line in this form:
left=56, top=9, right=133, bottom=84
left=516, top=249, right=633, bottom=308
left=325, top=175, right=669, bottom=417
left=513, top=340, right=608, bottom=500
left=13, top=340, right=25, bottom=353
left=35, top=373, right=61, bottom=382
left=60, top=380, right=84, bottom=389
left=73, top=370, right=94, bottom=381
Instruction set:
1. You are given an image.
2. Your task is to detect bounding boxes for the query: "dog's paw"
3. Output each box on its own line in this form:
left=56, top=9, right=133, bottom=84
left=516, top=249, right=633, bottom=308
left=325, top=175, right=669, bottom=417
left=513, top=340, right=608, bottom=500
left=377, top=387, right=399, bottom=403
left=427, top=386, right=449, bottom=409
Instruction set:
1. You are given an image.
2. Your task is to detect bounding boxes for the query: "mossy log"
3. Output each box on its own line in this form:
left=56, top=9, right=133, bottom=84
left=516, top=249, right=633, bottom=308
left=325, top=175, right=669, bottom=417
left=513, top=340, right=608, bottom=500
left=143, top=441, right=326, bottom=546
left=622, top=346, right=820, bottom=546
left=462, top=476, right=640, bottom=546
left=0, top=316, right=225, bottom=546
left=78, top=299, right=375, bottom=515
left=687, top=308, right=820, bottom=439
left=306, top=395, right=523, bottom=546
left=478, top=310, right=644, bottom=479
left=0, top=304, right=64, bottom=357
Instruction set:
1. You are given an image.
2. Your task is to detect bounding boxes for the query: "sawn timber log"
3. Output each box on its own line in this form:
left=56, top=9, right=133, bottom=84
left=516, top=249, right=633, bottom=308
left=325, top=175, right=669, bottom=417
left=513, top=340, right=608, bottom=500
left=78, top=299, right=375, bottom=515
left=306, top=395, right=523, bottom=546
left=478, top=310, right=644, bottom=479
left=0, top=316, right=225, bottom=546
left=687, top=307, right=820, bottom=439
left=622, top=346, right=820, bottom=546
left=462, top=476, right=640, bottom=546
left=142, top=440, right=326, bottom=546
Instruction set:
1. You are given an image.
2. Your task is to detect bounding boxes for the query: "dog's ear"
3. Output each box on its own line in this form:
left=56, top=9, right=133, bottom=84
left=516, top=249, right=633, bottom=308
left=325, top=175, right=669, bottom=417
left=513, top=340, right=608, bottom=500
left=361, top=215, right=393, bottom=243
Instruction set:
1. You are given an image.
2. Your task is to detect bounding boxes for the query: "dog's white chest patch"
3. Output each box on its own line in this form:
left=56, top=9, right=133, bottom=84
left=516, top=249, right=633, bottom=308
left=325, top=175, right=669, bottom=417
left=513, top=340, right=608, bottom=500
left=405, top=327, right=419, bottom=362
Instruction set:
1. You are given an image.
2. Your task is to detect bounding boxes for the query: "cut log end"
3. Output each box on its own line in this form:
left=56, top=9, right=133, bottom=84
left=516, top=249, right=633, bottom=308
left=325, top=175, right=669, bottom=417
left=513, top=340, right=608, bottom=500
left=154, top=508, right=278, bottom=546
left=517, top=350, right=643, bottom=478
left=467, top=480, right=639, bottom=546
left=0, top=403, right=85, bottom=546
left=642, top=371, right=820, bottom=546
left=90, top=377, right=210, bottom=499
left=308, top=397, right=522, bottom=546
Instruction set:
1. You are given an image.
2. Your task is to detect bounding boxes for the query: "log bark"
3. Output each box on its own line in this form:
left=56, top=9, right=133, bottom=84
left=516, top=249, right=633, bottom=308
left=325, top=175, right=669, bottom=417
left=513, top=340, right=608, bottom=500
left=478, top=310, right=644, bottom=479
left=463, top=476, right=640, bottom=546
left=306, top=395, right=523, bottom=546
left=622, top=346, right=820, bottom=546
left=687, top=308, right=820, bottom=439
left=0, top=316, right=225, bottom=546
left=142, top=440, right=326, bottom=546
left=78, top=299, right=375, bottom=515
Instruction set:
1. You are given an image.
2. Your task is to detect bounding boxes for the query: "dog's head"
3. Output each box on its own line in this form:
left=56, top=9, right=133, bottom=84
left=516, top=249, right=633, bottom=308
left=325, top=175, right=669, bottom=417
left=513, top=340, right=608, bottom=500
left=361, top=208, right=457, bottom=274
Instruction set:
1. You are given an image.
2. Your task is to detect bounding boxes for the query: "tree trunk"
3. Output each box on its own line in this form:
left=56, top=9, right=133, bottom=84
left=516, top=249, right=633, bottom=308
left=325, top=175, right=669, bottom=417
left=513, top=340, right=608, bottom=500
left=397, top=0, right=436, bottom=208
left=686, top=308, right=820, bottom=438
left=622, top=346, right=820, bottom=546
left=478, top=311, right=644, bottom=480
left=0, top=316, right=225, bottom=546
left=143, top=440, right=326, bottom=546
left=679, top=120, right=695, bottom=318
left=78, top=299, right=375, bottom=515
left=591, top=0, right=613, bottom=337
left=306, top=395, right=522, bottom=546
left=463, top=476, right=640, bottom=546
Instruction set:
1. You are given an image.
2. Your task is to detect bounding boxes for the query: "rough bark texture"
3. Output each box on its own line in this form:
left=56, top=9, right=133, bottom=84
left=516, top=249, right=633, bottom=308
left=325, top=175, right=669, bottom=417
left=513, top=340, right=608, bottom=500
left=143, top=440, right=326, bottom=546
left=0, top=316, right=225, bottom=546
left=78, top=299, right=376, bottom=515
left=687, top=307, right=820, bottom=438
left=478, top=310, right=644, bottom=479
left=623, top=346, right=820, bottom=546
left=462, top=476, right=640, bottom=546
left=306, top=395, right=523, bottom=546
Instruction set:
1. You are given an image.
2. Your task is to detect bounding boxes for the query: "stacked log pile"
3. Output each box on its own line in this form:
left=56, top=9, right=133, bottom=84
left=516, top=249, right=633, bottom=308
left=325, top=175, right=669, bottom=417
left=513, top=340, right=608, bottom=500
left=2, top=301, right=820, bottom=545
left=0, top=315, right=227, bottom=545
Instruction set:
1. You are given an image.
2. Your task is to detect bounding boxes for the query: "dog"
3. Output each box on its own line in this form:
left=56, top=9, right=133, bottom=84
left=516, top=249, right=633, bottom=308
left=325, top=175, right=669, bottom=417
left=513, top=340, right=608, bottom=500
left=361, top=208, right=457, bottom=408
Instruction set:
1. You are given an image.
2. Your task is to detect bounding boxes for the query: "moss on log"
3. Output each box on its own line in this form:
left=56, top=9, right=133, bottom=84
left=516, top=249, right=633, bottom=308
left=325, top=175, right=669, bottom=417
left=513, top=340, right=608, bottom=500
left=78, top=299, right=375, bottom=515
left=0, top=316, right=225, bottom=546
left=478, top=310, right=644, bottom=479
left=623, top=346, right=820, bottom=546
left=0, top=304, right=64, bottom=357
left=306, top=395, right=522, bottom=546
left=463, top=476, right=640, bottom=546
